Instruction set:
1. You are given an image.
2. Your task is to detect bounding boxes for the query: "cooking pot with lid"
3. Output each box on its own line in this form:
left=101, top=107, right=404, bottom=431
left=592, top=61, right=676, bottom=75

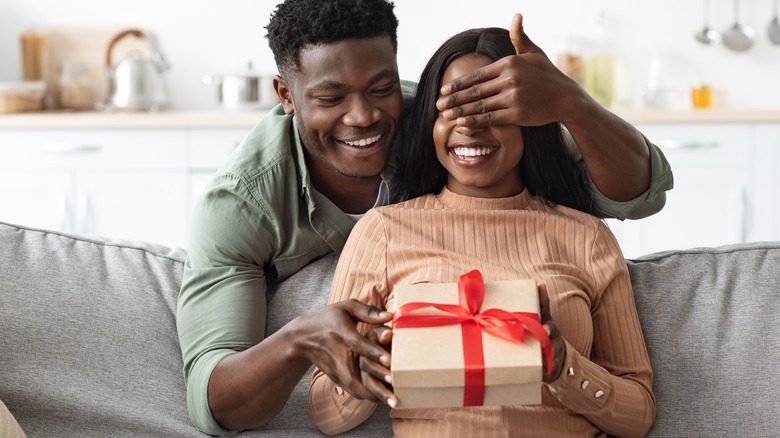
left=202, top=62, right=277, bottom=110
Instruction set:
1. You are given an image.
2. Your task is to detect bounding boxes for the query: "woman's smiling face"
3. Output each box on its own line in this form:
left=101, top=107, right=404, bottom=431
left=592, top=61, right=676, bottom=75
left=433, top=53, right=525, bottom=198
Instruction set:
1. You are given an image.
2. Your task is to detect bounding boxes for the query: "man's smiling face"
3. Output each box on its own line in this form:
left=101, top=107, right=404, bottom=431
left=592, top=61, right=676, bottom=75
left=280, top=36, right=403, bottom=180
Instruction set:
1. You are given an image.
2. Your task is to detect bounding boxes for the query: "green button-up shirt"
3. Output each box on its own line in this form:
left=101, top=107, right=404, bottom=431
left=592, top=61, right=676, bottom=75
left=177, top=81, right=673, bottom=435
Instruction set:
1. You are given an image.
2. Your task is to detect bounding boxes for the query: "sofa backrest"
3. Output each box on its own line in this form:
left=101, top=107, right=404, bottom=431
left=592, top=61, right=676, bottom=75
left=627, top=242, right=780, bottom=437
left=0, top=221, right=199, bottom=437
left=0, top=221, right=389, bottom=437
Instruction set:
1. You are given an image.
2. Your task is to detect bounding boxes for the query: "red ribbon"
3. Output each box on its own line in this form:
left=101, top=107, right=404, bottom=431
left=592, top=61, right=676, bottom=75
left=393, top=270, right=553, bottom=407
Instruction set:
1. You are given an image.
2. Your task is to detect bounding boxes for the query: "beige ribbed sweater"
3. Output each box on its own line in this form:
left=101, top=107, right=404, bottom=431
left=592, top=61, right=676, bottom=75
left=309, top=187, right=655, bottom=438
left=0, top=399, right=26, bottom=438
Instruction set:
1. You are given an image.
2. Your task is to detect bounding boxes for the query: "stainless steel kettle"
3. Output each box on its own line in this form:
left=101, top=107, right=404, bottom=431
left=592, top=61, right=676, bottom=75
left=105, top=29, right=170, bottom=111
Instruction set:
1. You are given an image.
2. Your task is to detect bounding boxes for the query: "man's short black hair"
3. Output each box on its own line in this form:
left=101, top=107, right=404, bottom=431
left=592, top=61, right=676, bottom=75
left=266, top=0, right=398, bottom=78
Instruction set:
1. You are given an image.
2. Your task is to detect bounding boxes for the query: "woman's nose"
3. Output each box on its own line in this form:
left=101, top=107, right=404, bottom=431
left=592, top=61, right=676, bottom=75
left=343, top=98, right=381, bottom=127
left=454, top=122, right=485, bottom=137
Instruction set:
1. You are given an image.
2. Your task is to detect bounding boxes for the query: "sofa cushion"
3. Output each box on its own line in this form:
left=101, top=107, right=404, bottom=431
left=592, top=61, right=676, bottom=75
left=260, top=253, right=391, bottom=437
left=627, top=242, right=780, bottom=437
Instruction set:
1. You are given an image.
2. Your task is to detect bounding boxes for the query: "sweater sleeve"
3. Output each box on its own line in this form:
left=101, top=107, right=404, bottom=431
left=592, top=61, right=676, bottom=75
left=547, top=221, right=656, bottom=438
left=308, top=210, right=390, bottom=435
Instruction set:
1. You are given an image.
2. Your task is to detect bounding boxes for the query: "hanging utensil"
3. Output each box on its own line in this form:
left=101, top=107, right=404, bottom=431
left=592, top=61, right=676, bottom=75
left=722, top=0, right=755, bottom=51
left=768, top=0, right=780, bottom=45
left=695, top=0, right=721, bottom=45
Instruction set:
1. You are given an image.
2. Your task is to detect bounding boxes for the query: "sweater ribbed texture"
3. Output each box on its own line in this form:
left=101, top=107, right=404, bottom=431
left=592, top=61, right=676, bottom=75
left=310, top=188, right=655, bottom=438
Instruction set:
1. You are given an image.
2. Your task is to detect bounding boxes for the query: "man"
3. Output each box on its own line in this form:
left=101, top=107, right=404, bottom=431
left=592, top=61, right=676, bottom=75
left=177, top=0, right=673, bottom=435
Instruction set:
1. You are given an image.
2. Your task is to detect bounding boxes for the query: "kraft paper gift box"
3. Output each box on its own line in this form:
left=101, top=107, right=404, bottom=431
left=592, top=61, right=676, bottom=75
left=391, top=271, right=549, bottom=410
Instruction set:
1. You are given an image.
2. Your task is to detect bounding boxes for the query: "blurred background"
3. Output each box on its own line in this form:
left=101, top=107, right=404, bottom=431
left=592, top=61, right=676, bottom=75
left=0, top=0, right=778, bottom=255
left=1, top=0, right=778, bottom=111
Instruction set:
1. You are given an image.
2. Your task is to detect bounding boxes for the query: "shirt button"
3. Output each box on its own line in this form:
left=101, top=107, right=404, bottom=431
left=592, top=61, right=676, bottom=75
left=568, top=367, right=575, bottom=376
left=581, top=380, right=590, bottom=390
left=595, top=390, right=605, bottom=398
left=335, top=386, right=344, bottom=396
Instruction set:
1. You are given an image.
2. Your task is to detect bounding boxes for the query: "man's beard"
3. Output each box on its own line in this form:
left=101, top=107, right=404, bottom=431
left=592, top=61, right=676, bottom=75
left=296, top=115, right=377, bottom=181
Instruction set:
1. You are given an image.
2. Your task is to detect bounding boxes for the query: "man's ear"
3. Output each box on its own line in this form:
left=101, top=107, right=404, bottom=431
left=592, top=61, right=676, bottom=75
left=274, top=75, right=295, bottom=115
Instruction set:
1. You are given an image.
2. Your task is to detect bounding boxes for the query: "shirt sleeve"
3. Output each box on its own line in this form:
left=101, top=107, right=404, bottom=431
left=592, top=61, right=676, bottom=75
left=546, top=221, right=656, bottom=438
left=308, top=210, right=389, bottom=436
left=564, top=129, right=674, bottom=220
left=176, top=174, right=276, bottom=436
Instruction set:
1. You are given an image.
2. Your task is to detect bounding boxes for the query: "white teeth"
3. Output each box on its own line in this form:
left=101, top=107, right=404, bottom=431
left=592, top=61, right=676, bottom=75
left=452, top=146, right=495, bottom=159
left=344, top=134, right=382, bottom=147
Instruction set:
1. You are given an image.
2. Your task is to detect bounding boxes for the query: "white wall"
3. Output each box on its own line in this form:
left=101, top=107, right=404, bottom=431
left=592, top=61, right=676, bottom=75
left=1, top=0, right=778, bottom=110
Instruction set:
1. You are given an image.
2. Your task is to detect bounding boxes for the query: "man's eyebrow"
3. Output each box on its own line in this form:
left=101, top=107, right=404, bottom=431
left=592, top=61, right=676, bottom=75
left=368, top=69, right=400, bottom=84
left=310, top=80, right=350, bottom=91
left=309, top=70, right=399, bottom=91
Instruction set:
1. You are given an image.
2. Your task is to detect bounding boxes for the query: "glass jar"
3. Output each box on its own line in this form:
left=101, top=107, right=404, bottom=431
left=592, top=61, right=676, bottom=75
left=585, top=52, right=615, bottom=109
left=558, top=11, right=616, bottom=109
left=691, top=85, right=712, bottom=109
left=57, top=61, right=91, bottom=111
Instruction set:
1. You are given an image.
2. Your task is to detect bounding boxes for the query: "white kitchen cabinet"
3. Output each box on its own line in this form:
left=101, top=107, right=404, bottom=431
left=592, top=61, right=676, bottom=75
left=0, top=126, right=250, bottom=250
left=0, top=171, right=186, bottom=246
left=76, top=171, right=187, bottom=247
left=0, top=171, right=72, bottom=232
left=0, top=129, right=189, bottom=249
left=1, top=112, right=775, bottom=256
left=752, top=124, right=780, bottom=242
left=605, top=123, right=754, bottom=259
left=188, top=128, right=247, bottom=170
left=185, top=128, right=249, bottom=243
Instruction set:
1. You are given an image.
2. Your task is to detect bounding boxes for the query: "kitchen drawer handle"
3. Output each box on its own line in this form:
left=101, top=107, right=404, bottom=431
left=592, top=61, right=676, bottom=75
left=44, top=144, right=103, bottom=154
left=658, top=141, right=718, bottom=150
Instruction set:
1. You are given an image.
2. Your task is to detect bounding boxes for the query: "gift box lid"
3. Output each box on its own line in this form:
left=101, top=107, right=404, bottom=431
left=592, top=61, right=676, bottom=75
left=391, top=279, right=543, bottom=389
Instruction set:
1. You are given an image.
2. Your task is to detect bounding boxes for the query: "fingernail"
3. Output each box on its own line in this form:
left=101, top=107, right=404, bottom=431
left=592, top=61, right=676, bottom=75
left=385, top=374, right=393, bottom=384
left=387, top=398, right=397, bottom=408
left=379, top=355, right=388, bottom=365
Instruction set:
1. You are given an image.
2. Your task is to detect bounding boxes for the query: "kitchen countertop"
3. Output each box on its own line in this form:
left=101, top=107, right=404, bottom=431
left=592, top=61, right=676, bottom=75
left=0, top=110, right=270, bottom=129
left=616, top=109, right=780, bottom=124
left=1, top=108, right=780, bottom=129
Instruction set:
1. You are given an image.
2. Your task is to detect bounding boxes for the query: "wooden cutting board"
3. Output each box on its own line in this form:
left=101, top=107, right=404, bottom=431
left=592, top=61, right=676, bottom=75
left=43, top=26, right=151, bottom=110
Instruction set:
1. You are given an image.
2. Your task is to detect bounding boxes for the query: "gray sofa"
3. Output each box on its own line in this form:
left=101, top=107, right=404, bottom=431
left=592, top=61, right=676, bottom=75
left=1, top=220, right=778, bottom=437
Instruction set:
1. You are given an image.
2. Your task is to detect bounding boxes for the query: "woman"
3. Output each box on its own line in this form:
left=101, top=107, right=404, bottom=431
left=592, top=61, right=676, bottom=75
left=308, top=26, right=655, bottom=438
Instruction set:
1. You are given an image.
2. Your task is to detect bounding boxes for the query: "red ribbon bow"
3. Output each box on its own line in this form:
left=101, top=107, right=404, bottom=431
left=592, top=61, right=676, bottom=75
left=393, top=270, right=553, bottom=407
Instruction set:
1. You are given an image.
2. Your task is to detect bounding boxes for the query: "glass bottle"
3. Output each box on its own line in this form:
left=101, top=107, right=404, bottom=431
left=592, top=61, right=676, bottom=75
left=20, top=28, right=46, bottom=81
left=583, top=11, right=615, bottom=109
